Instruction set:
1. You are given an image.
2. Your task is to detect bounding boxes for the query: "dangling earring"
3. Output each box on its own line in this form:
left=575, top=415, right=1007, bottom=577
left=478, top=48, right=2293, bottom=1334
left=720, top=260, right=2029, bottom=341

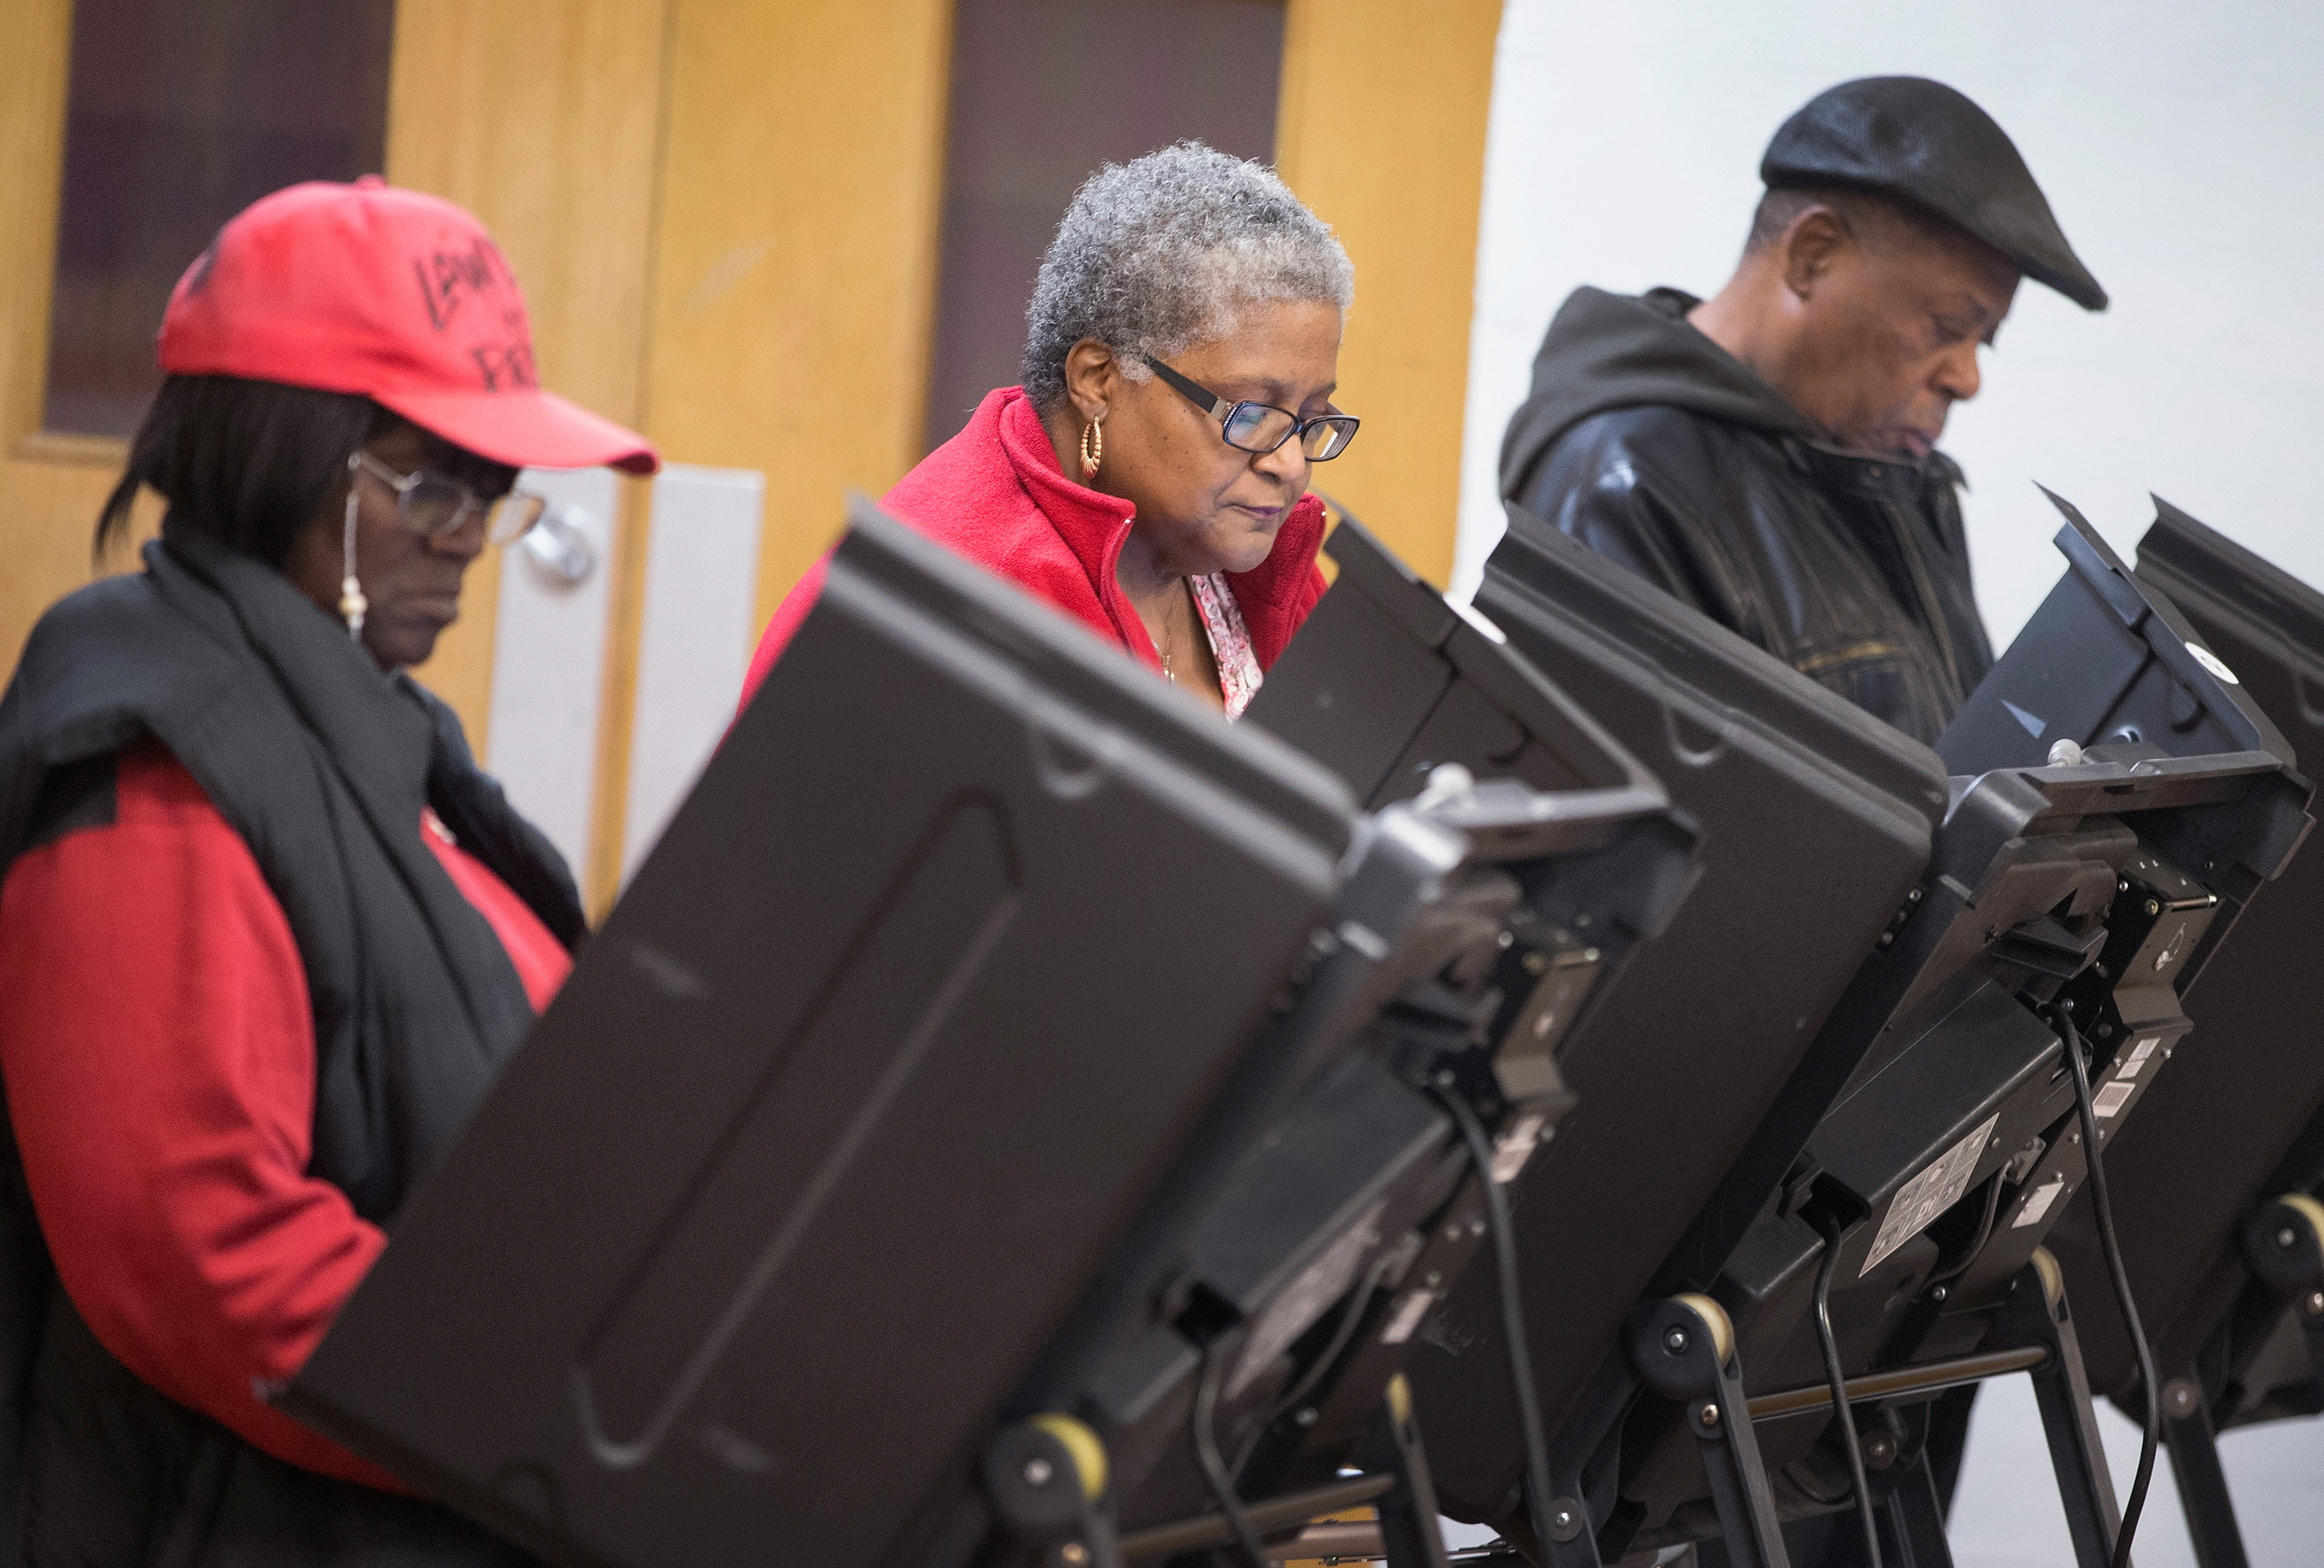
left=1080, top=415, right=1104, bottom=482
left=339, top=480, right=368, bottom=640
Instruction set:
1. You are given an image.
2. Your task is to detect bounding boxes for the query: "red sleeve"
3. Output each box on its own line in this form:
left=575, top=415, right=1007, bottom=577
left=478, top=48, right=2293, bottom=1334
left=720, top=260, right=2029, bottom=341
left=738, top=555, right=831, bottom=714
left=0, top=744, right=399, bottom=1490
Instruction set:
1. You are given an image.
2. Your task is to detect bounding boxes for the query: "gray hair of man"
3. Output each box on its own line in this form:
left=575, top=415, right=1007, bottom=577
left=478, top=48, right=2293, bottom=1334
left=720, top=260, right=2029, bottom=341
left=1021, top=142, right=1355, bottom=413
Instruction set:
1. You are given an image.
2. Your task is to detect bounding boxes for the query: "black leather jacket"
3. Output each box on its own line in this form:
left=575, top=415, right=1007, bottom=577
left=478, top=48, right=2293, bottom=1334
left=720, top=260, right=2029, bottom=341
left=1501, top=288, right=1995, bottom=746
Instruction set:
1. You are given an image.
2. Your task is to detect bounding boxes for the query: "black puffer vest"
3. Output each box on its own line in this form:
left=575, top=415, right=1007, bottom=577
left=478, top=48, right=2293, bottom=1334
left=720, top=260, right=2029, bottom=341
left=0, top=528, right=583, bottom=1566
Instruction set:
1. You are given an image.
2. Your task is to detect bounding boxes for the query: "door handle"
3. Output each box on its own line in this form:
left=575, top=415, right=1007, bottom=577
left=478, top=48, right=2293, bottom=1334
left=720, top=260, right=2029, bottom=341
left=522, top=503, right=597, bottom=586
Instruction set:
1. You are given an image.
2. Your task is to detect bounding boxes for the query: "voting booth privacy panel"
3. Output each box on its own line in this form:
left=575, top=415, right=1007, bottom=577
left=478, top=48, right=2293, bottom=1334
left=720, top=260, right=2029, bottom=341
left=1705, top=500, right=2302, bottom=1568
left=2050, top=500, right=2324, bottom=1404
left=1407, top=511, right=1951, bottom=1543
left=1407, top=497, right=2310, bottom=1568
left=1661, top=497, right=2310, bottom=1561
left=1250, top=515, right=1663, bottom=811
left=1075, top=514, right=1703, bottom=1563
left=270, top=482, right=2319, bottom=1568
left=2033, top=501, right=2324, bottom=1565
left=285, top=501, right=1699, bottom=1568
left=290, top=498, right=1353, bottom=1566
left=1199, top=517, right=1703, bottom=1530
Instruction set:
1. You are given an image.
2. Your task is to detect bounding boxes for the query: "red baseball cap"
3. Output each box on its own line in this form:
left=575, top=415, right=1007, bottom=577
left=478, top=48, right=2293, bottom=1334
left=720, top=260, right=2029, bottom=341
left=157, top=177, right=658, bottom=474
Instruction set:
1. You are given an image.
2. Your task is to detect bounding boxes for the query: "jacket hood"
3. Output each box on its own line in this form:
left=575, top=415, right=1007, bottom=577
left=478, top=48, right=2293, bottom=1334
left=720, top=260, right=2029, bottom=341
left=1500, top=287, right=1817, bottom=504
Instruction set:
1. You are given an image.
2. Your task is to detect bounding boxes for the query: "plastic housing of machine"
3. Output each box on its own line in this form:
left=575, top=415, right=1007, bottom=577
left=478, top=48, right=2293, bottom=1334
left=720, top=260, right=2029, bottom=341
left=1407, top=509, right=1951, bottom=1542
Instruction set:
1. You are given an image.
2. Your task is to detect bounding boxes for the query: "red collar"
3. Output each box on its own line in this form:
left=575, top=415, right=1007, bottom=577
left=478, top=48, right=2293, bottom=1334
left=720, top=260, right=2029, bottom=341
left=988, top=387, right=1327, bottom=665
left=994, top=390, right=1140, bottom=638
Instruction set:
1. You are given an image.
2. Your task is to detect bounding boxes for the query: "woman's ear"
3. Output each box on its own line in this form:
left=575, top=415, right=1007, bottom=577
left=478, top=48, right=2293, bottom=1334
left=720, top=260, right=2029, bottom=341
left=1061, top=339, right=1120, bottom=422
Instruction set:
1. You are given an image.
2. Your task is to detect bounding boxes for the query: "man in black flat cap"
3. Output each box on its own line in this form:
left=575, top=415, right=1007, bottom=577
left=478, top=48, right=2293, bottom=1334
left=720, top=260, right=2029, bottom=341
left=1499, top=76, right=2106, bottom=745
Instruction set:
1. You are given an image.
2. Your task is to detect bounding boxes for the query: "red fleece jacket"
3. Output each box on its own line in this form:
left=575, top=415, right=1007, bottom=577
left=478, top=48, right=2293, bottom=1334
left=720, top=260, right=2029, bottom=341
left=0, top=740, right=570, bottom=1490
left=741, top=385, right=1329, bottom=706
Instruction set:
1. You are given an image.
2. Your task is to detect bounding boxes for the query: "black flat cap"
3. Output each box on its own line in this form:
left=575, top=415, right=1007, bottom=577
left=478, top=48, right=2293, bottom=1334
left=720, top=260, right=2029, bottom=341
left=1762, top=76, right=2106, bottom=311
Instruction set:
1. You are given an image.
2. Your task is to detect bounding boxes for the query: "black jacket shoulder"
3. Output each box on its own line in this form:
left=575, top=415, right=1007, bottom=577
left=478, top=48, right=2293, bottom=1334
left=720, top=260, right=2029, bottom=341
left=1507, top=400, right=1993, bottom=746
left=1515, top=403, right=1785, bottom=646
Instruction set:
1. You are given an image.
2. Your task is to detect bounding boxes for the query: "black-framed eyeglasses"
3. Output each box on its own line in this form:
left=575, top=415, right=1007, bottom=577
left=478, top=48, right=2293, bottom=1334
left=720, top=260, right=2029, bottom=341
left=349, top=450, right=546, bottom=545
left=1142, top=354, right=1360, bottom=462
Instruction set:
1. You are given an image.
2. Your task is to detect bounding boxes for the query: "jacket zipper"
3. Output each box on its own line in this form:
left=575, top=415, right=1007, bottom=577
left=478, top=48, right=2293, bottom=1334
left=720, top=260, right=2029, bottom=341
left=1793, top=640, right=1910, bottom=676
left=1880, top=498, right=1965, bottom=705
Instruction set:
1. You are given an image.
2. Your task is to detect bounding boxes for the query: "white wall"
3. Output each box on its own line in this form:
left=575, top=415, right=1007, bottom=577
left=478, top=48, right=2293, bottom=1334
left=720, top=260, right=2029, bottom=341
left=1455, top=0, right=2324, bottom=658
left=1952, top=1370, right=2324, bottom=1568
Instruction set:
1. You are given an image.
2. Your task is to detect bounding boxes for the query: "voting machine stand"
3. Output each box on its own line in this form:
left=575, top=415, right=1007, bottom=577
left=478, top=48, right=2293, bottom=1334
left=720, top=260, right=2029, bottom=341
left=1068, top=514, right=1703, bottom=1568
left=1638, top=491, right=2310, bottom=1568
left=277, top=500, right=1696, bottom=1568
left=2023, top=498, right=2324, bottom=1568
left=1390, top=496, right=2308, bottom=1568
left=1070, top=512, right=1707, bottom=1567
left=1391, top=510, right=1954, bottom=1568
left=1035, top=735, right=1686, bottom=1568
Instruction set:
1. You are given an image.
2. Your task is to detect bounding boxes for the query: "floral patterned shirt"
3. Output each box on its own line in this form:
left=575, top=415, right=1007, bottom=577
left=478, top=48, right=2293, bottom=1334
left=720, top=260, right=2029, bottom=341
left=1188, top=571, right=1264, bottom=720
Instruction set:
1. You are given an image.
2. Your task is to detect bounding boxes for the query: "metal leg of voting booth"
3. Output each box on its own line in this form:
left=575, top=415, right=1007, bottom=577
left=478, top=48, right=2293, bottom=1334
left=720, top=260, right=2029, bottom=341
left=2157, top=1371, right=2249, bottom=1568
left=1872, top=1452, right=1956, bottom=1568
left=1110, top=1378, right=1455, bottom=1568
left=1628, top=1295, right=1792, bottom=1568
left=1759, top=1252, right=2128, bottom=1568
left=1526, top=1295, right=1793, bottom=1568
left=2161, top=1189, right=2324, bottom=1568
left=1993, top=1252, right=2128, bottom=1568
left=1357, top=1374, right=1455, bottom=1568
left=1765, top=1450, right=1958, bottom=1568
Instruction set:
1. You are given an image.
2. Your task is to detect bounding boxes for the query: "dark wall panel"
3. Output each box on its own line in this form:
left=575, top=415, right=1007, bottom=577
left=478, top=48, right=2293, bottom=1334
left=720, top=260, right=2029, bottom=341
left=922, top=0, right=1284, bottom=456
left=45, top=0, right=395, bottom=437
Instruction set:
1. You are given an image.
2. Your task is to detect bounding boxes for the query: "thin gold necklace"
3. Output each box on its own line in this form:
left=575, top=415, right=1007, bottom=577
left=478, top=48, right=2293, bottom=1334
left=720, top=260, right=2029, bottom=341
left=1152, top=583, right=1183, bottom=683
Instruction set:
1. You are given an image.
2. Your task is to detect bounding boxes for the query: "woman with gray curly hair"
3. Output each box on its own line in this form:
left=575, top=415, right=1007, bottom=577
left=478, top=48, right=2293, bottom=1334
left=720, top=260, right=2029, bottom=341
left=744, top=142, right=1357, bottom=718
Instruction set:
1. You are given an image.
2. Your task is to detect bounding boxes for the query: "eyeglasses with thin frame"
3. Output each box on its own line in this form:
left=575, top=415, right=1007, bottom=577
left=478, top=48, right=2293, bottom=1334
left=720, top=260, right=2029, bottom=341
left=1140, top=354, right=1360, bottom=462
left=348, top=450, right=546, bottom=545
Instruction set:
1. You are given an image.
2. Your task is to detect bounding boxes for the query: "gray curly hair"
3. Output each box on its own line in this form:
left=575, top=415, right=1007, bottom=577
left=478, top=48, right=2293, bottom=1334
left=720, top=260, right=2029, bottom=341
left=1022, top=142, right=1354, bottom=412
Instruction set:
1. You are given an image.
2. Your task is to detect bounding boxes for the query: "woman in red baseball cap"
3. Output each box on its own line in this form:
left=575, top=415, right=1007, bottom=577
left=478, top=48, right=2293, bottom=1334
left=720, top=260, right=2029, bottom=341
left=0, top=179, right=653, bottom=1564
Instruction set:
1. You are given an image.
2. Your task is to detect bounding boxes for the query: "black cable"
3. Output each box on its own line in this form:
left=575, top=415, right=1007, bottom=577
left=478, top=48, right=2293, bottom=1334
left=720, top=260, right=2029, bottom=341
left=1191, top=1337, right=1271, bottom=1568
left=1436, top=1086, right=1565, bottom=1564
left=1813, top=1210, right=1886, bottom=1568
left=1267, top=1250, right=1396, bottom=1429
left=2057, top=1005, right=2158, bottom=1568
left=1926, top=1171, right=2005, bottom=1288
left=1227, top=1250, right=1401, bottom=1477
left=1243, top=1250, right=1397, bottom=1466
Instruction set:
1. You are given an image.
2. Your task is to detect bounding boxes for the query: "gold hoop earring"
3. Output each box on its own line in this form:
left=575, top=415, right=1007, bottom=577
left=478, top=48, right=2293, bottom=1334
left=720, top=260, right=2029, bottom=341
left=1080, top=416, right=1104, bottom=482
